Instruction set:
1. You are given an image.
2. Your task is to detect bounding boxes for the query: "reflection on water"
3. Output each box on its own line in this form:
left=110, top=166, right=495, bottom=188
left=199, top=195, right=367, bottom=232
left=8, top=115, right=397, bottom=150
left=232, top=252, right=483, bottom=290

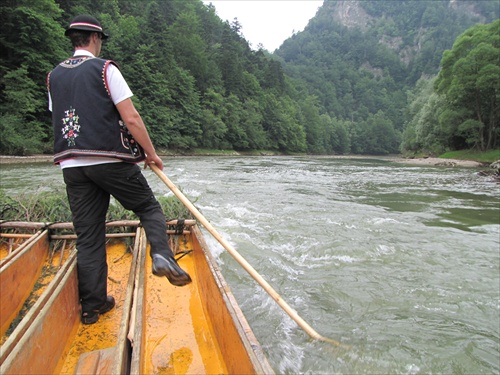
left=1, top=156, right=499, bottom=374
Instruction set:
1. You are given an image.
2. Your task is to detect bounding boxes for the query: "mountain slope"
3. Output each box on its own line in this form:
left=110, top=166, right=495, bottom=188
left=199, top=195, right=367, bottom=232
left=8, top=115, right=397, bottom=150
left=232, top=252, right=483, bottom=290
left=276, top=0, right=498, bottom=128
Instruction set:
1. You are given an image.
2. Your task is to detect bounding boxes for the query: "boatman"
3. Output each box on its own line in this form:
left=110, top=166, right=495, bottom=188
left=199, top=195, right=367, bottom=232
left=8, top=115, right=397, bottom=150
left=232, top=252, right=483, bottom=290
left=47, top=15, right=191, bottom=325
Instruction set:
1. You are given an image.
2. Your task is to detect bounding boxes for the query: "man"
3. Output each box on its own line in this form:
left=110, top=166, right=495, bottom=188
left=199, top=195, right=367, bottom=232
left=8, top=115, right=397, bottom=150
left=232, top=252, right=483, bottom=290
left=47, top=15, right=191, bottom=325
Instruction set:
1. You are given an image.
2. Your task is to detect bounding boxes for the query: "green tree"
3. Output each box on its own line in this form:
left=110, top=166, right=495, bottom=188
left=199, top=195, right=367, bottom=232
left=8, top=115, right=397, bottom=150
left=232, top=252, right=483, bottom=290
left=262, top=93, right=306, bottom=152
left=169, top=10, right=218, bottom=93
left=435, top=20, right=500, bottom=150
left=351, top=111, right=400, bottom=154
left=240, top=99, right=268, bottom=150
left=1, top=0, right=67, bottom=154
left=222, top=94, right=249, bottom=150
left=299, top=96, right=324, bottom=153
left=199, top=89, right=227, bottom=149
left=0, top=66, right=46, bottom=154
left=402, top=77, right=447, bottom=154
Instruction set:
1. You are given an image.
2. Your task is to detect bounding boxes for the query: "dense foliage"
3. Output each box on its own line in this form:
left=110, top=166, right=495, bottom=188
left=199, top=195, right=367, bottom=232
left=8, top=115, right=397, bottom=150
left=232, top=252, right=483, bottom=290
left=402, top=20, right=499, bottom=154
left=0, top=0, right=498, bottom=156
left=277, top=0, right=498, bottom=155
left=1, top=0, right=306, bottom=155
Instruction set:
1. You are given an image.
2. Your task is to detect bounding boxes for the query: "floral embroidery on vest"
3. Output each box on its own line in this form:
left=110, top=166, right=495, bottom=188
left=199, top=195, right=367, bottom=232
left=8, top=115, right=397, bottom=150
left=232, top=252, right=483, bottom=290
left=61, top=107, right=80, bottom=146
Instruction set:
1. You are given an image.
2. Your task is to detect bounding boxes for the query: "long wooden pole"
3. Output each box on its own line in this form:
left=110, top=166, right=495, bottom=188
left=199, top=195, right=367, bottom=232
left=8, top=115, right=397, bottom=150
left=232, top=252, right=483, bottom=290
left=150, top=164, right=341, bottom=346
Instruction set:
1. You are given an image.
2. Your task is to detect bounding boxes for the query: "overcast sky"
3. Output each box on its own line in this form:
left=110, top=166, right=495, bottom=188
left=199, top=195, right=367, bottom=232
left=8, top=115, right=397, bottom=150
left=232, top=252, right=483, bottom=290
left=202, top=0, right=323, bottom=51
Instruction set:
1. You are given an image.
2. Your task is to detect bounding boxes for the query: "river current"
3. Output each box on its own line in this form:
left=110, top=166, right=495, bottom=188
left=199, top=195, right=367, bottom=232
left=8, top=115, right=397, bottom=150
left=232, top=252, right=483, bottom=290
left=1, top=156, right=499, bottom=374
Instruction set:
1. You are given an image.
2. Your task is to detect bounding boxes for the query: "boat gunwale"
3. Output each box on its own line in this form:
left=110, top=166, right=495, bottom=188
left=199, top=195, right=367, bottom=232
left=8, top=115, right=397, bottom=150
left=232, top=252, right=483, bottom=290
left=191, top=225, right=274, bottom=374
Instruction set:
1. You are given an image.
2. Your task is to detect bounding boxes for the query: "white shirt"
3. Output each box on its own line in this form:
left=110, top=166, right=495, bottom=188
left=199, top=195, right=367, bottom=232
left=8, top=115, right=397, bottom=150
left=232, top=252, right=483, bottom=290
left=48, top=50, right=134, bottom=168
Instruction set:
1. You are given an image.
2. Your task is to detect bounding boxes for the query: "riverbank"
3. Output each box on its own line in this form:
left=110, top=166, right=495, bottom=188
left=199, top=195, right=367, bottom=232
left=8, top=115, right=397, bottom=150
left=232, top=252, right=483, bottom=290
left=0, top=155, right=54, bottom=164
left=0, top=154, right=490, bottom=168
left=380, top=156, right=487, bottom=168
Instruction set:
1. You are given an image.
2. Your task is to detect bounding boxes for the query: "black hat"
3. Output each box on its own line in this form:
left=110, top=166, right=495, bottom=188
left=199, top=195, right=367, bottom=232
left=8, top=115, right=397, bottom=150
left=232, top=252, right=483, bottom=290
left=65, top=15, right=109, bottom=39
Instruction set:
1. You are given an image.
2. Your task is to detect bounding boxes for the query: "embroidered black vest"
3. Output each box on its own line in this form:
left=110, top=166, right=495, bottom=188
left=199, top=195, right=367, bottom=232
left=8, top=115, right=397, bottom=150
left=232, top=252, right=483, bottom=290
left=47, top=56, right=144, bottom=164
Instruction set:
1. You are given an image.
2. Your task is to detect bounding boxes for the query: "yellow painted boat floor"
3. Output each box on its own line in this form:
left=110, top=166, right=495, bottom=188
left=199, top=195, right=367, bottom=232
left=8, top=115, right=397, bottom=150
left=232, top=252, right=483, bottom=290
left=57, top=242, right=132, bottom=374
left=7, top=237, right=231, bottom=374
left=142, top=238, right=228, bottom=375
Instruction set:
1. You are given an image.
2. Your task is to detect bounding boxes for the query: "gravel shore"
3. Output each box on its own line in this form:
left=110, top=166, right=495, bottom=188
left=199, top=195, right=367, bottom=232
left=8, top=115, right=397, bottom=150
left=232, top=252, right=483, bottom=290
left=382, top=156, right=486, bottom=168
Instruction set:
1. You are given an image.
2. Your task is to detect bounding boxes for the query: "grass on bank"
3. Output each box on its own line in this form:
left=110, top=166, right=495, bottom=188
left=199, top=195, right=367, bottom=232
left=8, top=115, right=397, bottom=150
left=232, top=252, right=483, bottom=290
left=439, top=150, right=500, bottom=163
left=0, top=189, right=194, bottom=224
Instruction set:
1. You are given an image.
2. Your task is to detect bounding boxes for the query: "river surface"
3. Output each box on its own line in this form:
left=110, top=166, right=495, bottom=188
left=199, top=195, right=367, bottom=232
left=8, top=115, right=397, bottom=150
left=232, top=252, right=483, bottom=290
left=1, top=156, right=499, bottom=374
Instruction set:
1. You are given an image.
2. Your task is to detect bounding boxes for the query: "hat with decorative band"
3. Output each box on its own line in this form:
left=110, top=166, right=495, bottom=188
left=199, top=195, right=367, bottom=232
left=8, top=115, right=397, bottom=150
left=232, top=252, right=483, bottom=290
left=65, top=15, right=109, bottom=39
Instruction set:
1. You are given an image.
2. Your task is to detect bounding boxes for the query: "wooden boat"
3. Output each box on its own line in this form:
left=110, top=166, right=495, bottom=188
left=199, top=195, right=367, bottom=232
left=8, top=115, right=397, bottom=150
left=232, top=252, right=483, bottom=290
left=0, top=220, right=274, bottom=374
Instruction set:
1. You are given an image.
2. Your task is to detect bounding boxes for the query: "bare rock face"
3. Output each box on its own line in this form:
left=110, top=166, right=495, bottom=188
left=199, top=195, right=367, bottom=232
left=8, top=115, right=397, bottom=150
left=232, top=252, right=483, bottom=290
left=326, top=0, right=491, bottom=67
left=330, top=1, right=371, bottom=30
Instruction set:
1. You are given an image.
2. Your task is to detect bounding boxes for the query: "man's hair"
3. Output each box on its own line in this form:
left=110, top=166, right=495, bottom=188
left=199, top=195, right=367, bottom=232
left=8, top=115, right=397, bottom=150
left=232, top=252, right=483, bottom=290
left=67, top=30, right=92, bottom=48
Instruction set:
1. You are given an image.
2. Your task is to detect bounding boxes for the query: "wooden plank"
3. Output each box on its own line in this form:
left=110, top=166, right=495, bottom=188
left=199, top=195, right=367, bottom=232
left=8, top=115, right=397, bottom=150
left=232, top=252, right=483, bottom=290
left=192, top=226, right=274, bottom=374
left=57, top=241, right=134, bottom=374
left=0, top=254, right=80, bottom=374
left=109, top=227, right=142, bottom=375
left=136, top=231, right=228, bottom=374
left=129, top=229, right=147, bottom=375
left=0, top=220, right=196, bottom=230
left=0, top=230, right=43, bottom=267
left=0, top=230, right=49, bottom=337
left=74, top=351, right=100, bottom=374
left=50, top=230, right=189, bottom=240
left=0, top=234, right=34, bottom=238
left=0, top=250, right=77, bottom=364
left=95, top=347, right=116, bottom=374
left=74, top=347, right=116, bottom=375
left=51, top=232, right=136, bottom=240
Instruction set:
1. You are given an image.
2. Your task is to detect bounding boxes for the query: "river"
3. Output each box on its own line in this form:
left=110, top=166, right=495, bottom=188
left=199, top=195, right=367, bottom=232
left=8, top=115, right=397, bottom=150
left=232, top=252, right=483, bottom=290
left=1, top=156, right=499, bottom=374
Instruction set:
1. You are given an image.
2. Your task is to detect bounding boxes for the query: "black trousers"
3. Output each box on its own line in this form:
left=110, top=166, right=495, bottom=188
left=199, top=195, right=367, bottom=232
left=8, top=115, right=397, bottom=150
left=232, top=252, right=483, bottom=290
left=63, top=162, right=174, bottom=312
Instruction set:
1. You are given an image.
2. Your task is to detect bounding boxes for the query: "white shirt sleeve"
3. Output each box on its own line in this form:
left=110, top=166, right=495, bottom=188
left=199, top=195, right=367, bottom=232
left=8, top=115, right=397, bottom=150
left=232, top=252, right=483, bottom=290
left=106, top=64, right=133, bottom=105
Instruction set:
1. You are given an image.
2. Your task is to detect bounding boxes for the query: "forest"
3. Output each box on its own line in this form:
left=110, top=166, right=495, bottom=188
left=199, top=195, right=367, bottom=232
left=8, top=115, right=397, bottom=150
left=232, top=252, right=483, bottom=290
left=0, top=0, right=498, bottom=156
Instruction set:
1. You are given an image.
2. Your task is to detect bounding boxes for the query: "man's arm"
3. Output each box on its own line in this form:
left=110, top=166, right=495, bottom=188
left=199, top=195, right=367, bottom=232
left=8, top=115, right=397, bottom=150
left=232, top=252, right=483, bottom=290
left=115, top=98, right=163, bottom=170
